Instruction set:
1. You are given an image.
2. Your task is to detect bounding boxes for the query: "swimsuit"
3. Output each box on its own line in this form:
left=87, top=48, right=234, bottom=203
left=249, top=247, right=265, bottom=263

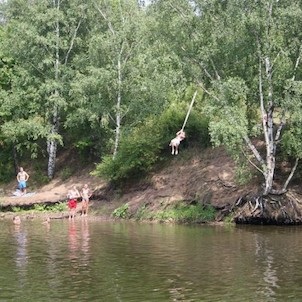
left=68, top=199, right=77, bottom=209
left=18, top=181, right=27, bottom=189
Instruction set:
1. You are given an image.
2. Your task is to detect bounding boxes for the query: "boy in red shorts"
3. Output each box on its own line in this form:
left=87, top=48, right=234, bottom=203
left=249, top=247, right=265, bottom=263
left=67, top=186, right=80, bottom=219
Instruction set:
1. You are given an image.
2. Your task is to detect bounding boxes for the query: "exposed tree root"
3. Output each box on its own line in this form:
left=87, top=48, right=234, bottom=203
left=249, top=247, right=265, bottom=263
left=219, top=191, right=302, bottom=225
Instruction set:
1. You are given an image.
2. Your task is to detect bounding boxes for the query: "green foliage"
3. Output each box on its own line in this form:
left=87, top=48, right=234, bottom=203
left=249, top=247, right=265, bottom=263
left=59, top=167, right=73, bottom=181
left=33, top=202, right=68, bottom=212
left=93, top=96, right=210, bottom=184
left=30, top=166, right=50, bottom=187
left=159, top=100, right=210, bottom=147
left=33, top=204, right=47, bottom=212
left=48, top=202, right=67, bottom=212
left=74, top=139, right=95, bottom=159
left=112, top=203, right=129, bottom=219
left=132, top=204, right=151, bottom=220
left=0, top=145, right=15, bottom=183
left=154, top=203, right=216, bottom=223
left=11, top=202, right=67, bottom=213
left=205, top=78, right=248, bottom=151
left=223, top=214, right=234, bottom=224
left=93, top=118, right=162, bottom=183
left=12, top=206, right=22, bottom=213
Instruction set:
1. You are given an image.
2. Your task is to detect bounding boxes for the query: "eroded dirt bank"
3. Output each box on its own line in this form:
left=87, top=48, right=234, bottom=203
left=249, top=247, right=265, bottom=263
left=1, top=146, right=302, bottom=225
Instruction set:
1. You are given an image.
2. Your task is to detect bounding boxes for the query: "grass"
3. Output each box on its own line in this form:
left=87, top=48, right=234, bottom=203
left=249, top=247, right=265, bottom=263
left=9, top=202, right=68, bottom=213
left=153, top=203, right=216, bottom=223
left=117, top=200, right=217, bottom=223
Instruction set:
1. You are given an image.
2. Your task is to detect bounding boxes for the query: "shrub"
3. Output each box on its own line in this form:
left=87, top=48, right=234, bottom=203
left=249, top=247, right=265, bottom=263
left=93, top=100, right=210, bottom=184
left=93, top=119, right=162, bottom=183
left=154, top=203, right=216, bottom=223
left=112, top=203, right=129, bottom=219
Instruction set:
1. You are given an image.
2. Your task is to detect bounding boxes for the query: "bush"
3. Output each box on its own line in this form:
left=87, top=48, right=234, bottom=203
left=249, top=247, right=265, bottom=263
left=155, top=203, right=216, bottom=223
left=112, top=203, right=129, bottom=218
left=93, top=100, right=210, bottom=184
left=93, top=119, right=162, bottom=183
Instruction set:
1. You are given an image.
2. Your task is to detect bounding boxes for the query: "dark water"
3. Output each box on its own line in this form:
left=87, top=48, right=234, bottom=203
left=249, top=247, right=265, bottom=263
left=0, top=219, right=302, bottom=302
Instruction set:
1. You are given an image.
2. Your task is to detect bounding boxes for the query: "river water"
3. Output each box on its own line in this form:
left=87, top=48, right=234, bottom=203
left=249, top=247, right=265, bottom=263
left=0, top=218, right=302, bottom=301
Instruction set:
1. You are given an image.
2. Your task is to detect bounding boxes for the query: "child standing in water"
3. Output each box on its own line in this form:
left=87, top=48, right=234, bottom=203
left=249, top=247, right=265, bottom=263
left=67, top=186, right=80, bottom=219
left=80, top=184, right=92, bottom=216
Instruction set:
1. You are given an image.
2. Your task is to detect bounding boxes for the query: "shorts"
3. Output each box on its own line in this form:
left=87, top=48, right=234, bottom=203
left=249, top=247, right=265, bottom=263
left=18, top=181, right=27, bottom=189
left=68, top=199, right=77, bottom=209
left=170, top=137, right=181, bottom=146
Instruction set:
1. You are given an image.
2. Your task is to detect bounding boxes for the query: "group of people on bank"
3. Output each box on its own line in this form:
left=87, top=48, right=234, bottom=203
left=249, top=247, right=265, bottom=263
left=67, top=184, right=92, bottom=219
left=13, top=129, right=184, bottom=220
left=16, top=167, right=92, bottom=219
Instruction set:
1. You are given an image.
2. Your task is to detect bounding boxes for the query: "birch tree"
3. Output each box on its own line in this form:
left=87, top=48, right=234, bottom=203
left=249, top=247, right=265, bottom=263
left=1, top=0, right=88, bottom=178
left=153, top=0, right=302, bottom=196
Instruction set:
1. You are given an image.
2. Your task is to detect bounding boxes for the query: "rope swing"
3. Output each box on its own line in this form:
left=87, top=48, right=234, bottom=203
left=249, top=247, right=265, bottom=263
left=181, top=90, right=198, bottom=131
left=169, top=90, right=198, bottom=155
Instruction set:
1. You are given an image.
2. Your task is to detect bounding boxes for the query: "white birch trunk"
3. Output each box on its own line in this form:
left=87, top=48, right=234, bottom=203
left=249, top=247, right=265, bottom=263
left=47, top=0, right=60, bottom=179
left=113, top=57, right=122, bottom=159
left=263, top=55, right=275, bottom=195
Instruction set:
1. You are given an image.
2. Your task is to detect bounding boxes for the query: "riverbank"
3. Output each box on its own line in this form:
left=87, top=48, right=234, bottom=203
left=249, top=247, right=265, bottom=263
left=1, top=145, right=301, bottom=225
left=0, top=146, right=252, bottom=223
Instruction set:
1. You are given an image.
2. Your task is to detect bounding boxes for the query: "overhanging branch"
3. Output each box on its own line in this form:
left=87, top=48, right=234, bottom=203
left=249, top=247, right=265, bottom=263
left=282, top=158, right=299, bottom=192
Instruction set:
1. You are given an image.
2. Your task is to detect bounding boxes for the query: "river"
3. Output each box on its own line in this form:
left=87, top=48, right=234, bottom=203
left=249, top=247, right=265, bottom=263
left=0, top=218, right=301, bottom=301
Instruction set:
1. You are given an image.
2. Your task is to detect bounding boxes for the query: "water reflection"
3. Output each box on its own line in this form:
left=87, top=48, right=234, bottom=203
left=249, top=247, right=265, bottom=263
left=13, top=222, right=28, bottom=289
left=68, top=220, right=78, bottom=261
left=80, top=218, right=90, bottom=266
left=254, top=232, right=279, bottom=301
left=2, top=222, right=302, bottom=301
left=14, top=224, right=28, bottom=267
left=68, top=218, right=91, bottom=268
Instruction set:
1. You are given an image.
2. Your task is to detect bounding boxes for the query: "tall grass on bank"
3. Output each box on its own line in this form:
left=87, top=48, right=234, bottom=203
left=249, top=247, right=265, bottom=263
left=112, top=201, right=216, bottom=223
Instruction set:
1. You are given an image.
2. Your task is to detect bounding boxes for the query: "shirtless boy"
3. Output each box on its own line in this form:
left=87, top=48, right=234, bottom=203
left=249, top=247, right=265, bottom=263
left=16, top=167, right=29, bottom=195
left=67, top=186, right=80, bottom=219
left=80, top=184, right=92, bottom=216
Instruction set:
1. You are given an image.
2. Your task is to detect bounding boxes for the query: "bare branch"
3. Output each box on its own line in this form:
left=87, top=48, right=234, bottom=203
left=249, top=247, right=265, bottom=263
left=292, top=43, right=302, bottom=81
left=180, top=47, right=214, bottom=80
left=274, top=110, right=286, bottom=143
left=210, top=58, right=221, bottom=80
left=108, top=112, right=115, bottom=124
left=282, top=158, right=299, bottom=192
left=198, top=82, right=220, bottom=102
left=257, top=38, right=269, bottom=143
left=241, top=147, right=265, bottom=176
left=243, top=136, right=266, bottom=167
left=64, top=19, right=82, bottom=65
left=118, top=0, right=125, bottom=25
left=94, top=2, right=116, bottom=36
left=121, top=106, right=130, bottom=120
left=167, top=1, right=187, bottom=20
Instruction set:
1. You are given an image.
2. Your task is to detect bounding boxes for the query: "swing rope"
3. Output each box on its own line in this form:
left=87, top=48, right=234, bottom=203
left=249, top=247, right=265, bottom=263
left=181, top=90, right=198, bottom=131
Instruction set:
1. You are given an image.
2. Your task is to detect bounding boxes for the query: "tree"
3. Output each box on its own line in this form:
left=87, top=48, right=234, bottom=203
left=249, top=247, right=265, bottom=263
left=1, top=0, right=88, bottom=178
left=153, top=0, right=302, bottom=197
left=68, top=0, right=185, bottom=159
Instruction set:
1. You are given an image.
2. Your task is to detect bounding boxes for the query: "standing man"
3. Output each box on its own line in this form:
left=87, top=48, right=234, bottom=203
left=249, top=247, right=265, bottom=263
left=17, top=167, right=29, bottom=195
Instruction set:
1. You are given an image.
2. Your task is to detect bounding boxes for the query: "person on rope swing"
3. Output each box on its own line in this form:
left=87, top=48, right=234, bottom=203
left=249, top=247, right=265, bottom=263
left=169, top=129, right=186, bottom=155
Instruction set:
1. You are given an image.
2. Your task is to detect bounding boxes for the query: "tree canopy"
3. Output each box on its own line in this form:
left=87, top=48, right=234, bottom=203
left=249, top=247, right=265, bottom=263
left=0, top=0, right=302, bottom=196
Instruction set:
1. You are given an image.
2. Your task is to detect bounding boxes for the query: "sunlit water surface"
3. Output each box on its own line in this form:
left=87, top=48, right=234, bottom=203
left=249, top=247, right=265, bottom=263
left=0, top=219, right=302, bottom=301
